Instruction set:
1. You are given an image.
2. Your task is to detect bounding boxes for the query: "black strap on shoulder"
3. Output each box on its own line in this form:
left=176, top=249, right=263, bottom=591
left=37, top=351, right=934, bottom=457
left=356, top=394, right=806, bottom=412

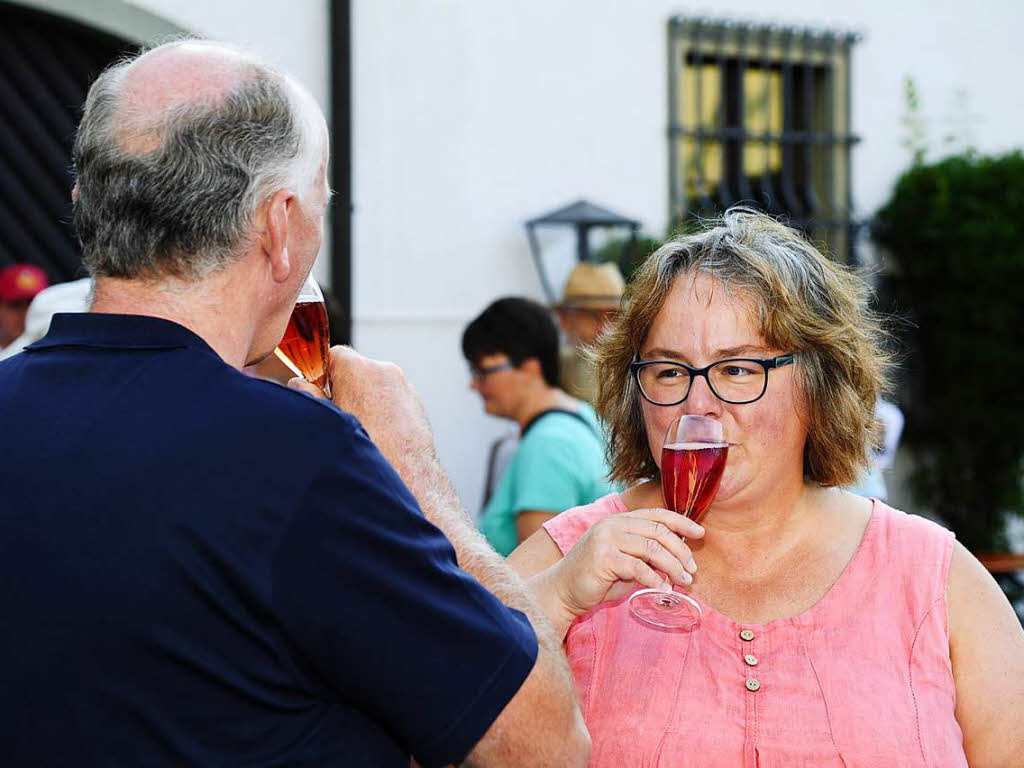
left=520, top=408, right=597, bottom=440
left=482, top=435, right=510, bottom=508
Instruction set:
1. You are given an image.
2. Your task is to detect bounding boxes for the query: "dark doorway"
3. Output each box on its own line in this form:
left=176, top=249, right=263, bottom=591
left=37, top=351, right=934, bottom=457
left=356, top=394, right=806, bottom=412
left=0, top=3, right=137, bottom=283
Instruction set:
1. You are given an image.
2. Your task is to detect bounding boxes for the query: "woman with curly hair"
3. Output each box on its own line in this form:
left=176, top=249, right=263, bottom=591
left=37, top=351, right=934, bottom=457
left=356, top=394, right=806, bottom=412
left=509, top=208, right=1024, bottom=767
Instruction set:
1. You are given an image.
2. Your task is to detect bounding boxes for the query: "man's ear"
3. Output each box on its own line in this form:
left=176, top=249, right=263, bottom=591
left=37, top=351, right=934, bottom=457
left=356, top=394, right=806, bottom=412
left=519, top=357, right=543, bottom=377
left=71, top=183, right=80, bottom=203
left=259, top=189, right=294, bottom=283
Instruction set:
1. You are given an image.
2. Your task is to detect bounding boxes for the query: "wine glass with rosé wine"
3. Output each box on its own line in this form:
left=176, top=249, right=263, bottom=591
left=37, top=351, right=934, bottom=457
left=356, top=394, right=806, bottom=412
left=628, top=414, right=728, bottom=629
left=274, top=274, right=332, bottom=398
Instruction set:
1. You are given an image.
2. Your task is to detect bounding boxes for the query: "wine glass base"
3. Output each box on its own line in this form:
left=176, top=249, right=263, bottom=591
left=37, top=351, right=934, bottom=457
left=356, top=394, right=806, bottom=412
left=629, top=588, right=702, bottom=629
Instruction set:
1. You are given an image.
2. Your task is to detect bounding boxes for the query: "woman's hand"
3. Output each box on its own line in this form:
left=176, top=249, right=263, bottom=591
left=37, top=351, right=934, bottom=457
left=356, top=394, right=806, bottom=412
left=535, top=508, right=704, bottom=637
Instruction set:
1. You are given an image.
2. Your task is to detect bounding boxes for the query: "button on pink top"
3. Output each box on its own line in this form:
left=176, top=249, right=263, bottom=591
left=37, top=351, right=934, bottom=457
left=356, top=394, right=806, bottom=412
left=543, top=495, right=968, bottom=767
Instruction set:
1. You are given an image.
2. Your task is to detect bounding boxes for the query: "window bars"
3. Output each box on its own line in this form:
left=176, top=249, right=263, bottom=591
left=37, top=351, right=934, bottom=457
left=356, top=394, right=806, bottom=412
left=668, top=17, right=861, bottom=263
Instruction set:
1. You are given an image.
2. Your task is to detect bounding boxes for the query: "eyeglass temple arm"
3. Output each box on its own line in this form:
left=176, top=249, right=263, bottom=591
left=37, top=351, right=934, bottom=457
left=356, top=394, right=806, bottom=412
left=770, top=354, right=796, bottom=368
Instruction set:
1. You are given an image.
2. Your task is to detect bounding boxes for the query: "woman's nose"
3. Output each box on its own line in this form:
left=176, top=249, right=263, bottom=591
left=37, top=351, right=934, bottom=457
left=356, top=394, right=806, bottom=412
left=682, top=373, right=722, bottom=416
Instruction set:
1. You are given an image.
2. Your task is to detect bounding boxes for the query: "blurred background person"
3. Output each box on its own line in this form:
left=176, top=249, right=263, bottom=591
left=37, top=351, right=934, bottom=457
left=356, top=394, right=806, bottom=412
left=847, top=397, right=906, bottom=501
left=0, top=277, right=91, bottom=362
left=479, top=422, right=520, bottom=518
left=463, top=296, right=614, bottom=555
left=554, top=261, right=625, bottom=403
left=0, top=263, right=49, bottom=352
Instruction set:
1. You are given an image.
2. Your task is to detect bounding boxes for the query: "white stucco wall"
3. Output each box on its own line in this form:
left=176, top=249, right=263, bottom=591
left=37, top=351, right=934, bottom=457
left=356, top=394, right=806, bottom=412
left=22, top=0, right=1022, bottom=517
left=352, top=0, right=1024, bottom=515
left=123, top=0, right=330, bottom=113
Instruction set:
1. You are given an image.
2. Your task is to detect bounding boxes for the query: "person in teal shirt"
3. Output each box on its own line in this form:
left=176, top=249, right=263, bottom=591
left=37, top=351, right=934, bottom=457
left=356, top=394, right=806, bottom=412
left=463, top=297, right=615, bottom=556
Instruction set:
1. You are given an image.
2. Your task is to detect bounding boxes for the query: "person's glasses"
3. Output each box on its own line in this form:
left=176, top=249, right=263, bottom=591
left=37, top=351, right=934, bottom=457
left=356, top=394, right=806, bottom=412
left=630, top=354, right=795, bottom=406
left=469, top=361, right=514, bottom=381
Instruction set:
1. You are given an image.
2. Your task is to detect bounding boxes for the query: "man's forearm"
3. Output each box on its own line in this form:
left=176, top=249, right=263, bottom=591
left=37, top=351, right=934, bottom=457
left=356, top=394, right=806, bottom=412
left=398, top=451, right=567, bottom=649
left=395, top=453, right=589, bottom=766
left=298, top=348, right=590, bottom=765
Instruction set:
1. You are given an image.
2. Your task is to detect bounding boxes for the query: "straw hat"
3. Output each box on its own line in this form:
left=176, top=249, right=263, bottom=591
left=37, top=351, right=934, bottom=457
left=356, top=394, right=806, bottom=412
left=556, top=262, right=625, bottom=311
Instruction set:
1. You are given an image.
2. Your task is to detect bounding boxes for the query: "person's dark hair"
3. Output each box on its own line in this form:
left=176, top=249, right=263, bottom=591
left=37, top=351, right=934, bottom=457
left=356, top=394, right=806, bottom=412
left=462, top=297, right=561, bottom=387
left=72, top=40, right=323, bottom=280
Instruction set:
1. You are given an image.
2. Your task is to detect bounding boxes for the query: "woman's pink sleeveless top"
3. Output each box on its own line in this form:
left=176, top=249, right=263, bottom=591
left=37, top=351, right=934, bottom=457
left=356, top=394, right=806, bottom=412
left=543, top=495, right=967, bottom=767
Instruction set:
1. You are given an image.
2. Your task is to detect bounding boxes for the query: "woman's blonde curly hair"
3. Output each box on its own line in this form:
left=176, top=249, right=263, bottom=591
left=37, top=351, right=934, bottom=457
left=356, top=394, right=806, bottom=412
left=594, top=207, right=889, bottom=487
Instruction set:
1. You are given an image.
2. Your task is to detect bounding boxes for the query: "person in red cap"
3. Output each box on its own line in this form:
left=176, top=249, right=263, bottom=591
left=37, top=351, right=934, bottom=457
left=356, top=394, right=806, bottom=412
left=0, top=263, right=49, bottom=350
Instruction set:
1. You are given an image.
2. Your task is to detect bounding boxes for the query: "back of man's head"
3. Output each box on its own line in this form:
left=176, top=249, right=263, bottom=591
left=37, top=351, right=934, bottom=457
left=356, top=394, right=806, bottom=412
left=462, top=297, right=561, bottom=387
left=73, top=40, right=325, bottom=281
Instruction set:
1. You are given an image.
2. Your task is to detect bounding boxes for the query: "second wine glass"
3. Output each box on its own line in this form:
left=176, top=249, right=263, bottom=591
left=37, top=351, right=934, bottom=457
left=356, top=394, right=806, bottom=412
left=275, top=274, right=333, bottom=398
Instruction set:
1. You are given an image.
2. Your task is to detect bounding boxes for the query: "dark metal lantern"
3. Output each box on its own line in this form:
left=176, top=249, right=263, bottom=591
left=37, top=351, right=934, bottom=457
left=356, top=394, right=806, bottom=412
left=525, top=199, right=639, bottom=303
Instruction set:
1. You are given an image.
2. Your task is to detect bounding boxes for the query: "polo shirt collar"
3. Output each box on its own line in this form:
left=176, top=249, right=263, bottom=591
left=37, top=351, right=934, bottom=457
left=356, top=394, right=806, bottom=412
left=27, top=313, right=220, bottom=358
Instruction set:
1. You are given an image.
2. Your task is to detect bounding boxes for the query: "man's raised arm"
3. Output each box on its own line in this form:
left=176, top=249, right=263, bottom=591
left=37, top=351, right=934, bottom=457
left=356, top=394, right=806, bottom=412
left=290, top=346, right=590, bottom=768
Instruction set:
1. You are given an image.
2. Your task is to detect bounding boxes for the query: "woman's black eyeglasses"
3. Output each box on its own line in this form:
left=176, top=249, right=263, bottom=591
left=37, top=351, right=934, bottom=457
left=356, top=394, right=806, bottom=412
left=629, top=354, right=795, bottom=406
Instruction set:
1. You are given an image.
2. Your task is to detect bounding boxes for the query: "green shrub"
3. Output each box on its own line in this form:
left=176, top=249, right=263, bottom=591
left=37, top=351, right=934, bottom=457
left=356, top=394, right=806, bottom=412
left=874, top=151, right=1024, bottom=551
left=592, top=233, right=662, bottom=283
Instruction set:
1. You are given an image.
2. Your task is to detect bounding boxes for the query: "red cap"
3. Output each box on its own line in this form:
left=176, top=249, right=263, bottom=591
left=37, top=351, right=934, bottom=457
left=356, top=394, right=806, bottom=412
left=0, top=264, right=49, bottom=302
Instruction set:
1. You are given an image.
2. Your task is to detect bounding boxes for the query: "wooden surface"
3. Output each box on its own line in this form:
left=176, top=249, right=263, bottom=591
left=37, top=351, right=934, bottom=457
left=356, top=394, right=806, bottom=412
left=976, top=553, right=1024, bottom=574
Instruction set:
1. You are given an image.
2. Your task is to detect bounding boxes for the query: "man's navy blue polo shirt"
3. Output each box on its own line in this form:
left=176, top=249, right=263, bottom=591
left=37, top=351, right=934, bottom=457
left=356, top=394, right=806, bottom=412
left=0, top=313, right=538, bottom=767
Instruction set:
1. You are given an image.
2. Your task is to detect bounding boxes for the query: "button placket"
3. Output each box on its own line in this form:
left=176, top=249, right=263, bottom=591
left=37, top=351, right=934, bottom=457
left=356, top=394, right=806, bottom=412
left=738, top=627, right=761, bottom=763
left=739, top=629, right=761, bottom=694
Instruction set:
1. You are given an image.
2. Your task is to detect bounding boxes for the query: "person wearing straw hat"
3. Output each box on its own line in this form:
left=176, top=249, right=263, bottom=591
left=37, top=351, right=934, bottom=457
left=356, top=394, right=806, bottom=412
left=554, top=261, right=625, bottom=403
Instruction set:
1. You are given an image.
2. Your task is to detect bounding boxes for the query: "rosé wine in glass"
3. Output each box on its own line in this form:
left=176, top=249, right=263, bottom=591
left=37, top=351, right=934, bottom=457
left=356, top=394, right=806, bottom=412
left=629, top=415, right=728, bottom=629
left=661, top=441, right=728, bottom=524
left=275, top=275, right=332, bottom=397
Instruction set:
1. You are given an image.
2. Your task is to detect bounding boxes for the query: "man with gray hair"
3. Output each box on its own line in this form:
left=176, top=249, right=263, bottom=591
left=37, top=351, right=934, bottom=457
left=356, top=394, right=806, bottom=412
left=0, top=41, right=588, bottom=768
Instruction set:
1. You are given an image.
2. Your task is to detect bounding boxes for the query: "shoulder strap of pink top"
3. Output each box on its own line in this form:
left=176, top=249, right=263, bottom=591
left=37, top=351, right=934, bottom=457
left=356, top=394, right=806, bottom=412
left=850, top=500, right=957, bottom=623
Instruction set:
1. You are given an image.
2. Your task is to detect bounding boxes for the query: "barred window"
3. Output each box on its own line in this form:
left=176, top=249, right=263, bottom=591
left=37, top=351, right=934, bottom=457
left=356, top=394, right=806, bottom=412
left=668, top=17, right=860, bottom=263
